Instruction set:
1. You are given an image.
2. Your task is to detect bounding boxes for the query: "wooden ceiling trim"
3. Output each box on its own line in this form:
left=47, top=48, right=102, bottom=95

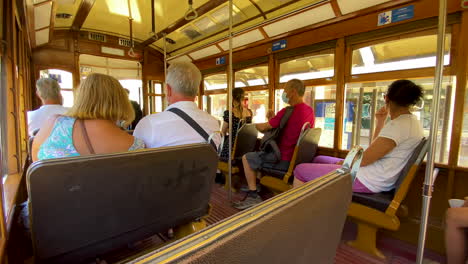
left=34, top=25, right=50, bottom=32
left=33, top=0, right=52, bottom=7
left=330, top=0, right=343, bottom=17
left=71, top=0, right=96, bottom=31
left=258, top=27, right=269, bottom=39
left=248, top=0, right=267, bottom=20
left=141, top=0, right=228, bottom=47
left=186, top=54, right=195, bottom=61
left=48, top=0, right=56, bottom=41
left=214, top=43, right=223, bottom=52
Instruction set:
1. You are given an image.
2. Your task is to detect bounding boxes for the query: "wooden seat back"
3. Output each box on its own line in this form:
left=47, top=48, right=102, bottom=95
left=27, top=144, right=218, bottom=264
left=132, top=170, right=352, bottom=264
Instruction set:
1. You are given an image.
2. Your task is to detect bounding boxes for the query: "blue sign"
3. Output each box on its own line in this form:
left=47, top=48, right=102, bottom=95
left=216, top=56, right=226, bottom=65
left=378, top=5, right=414, bottom=26
left=392, top=5, right=414, bottom=23
left=272, top=39, right=287, bottom=52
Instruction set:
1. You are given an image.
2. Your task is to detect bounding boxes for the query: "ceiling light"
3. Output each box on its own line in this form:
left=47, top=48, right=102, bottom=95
left=105, top=0, right=141, bottom=23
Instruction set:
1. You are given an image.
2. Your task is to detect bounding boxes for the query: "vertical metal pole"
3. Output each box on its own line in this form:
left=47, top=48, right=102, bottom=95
left=369, top=89, right=377, bottom=143
left=227, top=0, right=234, bottom=201
left=163, top=35, right=168, bottom=110
left=355, top=87, right=364, bottom=146
left=416, top=0, right=447, bottom=262
left=0, top=55, right=7, bottom=179
left=439, top=84, right=452, bottom=163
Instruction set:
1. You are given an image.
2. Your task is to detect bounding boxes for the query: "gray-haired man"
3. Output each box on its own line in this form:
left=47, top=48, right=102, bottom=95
left=134, top=62, right=220, bottom=148
left=27, top=78, right=68, bottom=136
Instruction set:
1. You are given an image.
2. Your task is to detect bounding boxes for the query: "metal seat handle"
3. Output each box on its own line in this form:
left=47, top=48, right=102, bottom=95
left=337, top=145, right=363, bottom=182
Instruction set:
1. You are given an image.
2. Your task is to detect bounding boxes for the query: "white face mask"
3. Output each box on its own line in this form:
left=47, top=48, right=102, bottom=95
left=282, top=91, right=289, bottom=104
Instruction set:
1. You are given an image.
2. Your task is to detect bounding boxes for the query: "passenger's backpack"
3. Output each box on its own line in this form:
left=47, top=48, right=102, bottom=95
left=259, top=106, right=294, bottom=161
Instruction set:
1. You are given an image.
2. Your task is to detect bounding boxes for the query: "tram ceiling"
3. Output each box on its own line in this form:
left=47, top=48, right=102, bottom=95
left=30, top=0, right=403, bottom=57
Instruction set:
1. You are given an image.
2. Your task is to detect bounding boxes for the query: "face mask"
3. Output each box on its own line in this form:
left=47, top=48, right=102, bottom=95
left=282, top=91, right=289, bottom=104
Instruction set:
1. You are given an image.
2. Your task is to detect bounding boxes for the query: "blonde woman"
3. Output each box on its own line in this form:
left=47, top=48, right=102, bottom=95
left=32, top=73, right=145, bottom=161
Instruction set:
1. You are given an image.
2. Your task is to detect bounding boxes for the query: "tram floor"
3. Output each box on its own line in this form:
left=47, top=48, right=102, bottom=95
left=95, top=184, right=446, bottom=264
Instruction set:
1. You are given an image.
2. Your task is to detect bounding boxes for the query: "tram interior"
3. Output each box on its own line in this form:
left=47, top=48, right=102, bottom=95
left=1, top=0, right=468, bottom=263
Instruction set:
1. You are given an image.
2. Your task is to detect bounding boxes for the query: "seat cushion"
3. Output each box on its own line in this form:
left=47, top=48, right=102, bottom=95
left=352, top=190, right=395, bottom=212
left=312, top=155, right=344, bottom=164
left=294, top=163, right=341, bottom=183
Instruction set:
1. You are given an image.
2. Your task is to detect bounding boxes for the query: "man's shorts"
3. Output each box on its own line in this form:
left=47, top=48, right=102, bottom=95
left=244, top=151, right=290, bottom=173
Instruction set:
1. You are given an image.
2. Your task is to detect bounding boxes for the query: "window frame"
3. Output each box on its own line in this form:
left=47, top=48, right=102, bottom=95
left=278, top=48, right=336, bottom=85
left=147, top=81, right=165, bottom=114
left=347, top=28, right=454, bottom=79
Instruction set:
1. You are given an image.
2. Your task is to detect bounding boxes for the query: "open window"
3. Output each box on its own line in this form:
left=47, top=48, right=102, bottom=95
left=351, top=33, right=451, bottom=75
left=39, top=69, right=74, bottom=107
left=203, top=72, right=227, bottom=121
left=279, top=51, right=334, bottom=83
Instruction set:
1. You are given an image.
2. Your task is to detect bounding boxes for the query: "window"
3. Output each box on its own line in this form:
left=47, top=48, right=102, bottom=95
left=207, top=93, right=227, bottom=121
left=279, top=52, right=334, bottom=83
left=235, top=66, right=268, bottom=87
left=39, top=69, right=74, bottom=107
left=342, top=77, right=456, bottom=164
left=459, top=80, right=468, bottom=167
left=275, top=86, right=336, bottom=148
left=351, top=34, right=451, bottom=75
left=306, top=85, right=336, bottom=148
left=119, top=79, right=143, bottom=107
left=204, top=73, right=227, bottom=90
left=245, top=90, right=268, bottom=123
left=148, top=82, right=164, bottom=114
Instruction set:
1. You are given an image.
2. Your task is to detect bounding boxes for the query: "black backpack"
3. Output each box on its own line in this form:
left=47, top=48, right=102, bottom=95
left=259, top=106, right=294, bottom=161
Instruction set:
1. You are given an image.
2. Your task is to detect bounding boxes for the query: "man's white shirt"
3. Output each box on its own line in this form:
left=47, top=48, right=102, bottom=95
left=133, top=101, right=221, bottom=148
left=27, top=105, right=68, bottom=136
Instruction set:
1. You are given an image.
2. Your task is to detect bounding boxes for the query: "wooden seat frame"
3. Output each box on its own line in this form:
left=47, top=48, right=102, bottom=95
left=346, top=139, right=429, bottom=259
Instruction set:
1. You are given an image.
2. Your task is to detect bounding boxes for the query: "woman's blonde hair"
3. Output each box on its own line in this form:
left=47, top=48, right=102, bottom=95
left=67, top=73, right=134, bottom=126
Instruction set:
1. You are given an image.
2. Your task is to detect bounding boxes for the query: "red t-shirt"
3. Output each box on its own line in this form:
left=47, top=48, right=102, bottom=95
left=268, top=103, right=315, bottom=161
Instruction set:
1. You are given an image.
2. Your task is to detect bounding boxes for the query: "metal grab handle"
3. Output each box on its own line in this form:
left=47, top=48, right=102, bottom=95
left=184, top=0, right=198, bottom=21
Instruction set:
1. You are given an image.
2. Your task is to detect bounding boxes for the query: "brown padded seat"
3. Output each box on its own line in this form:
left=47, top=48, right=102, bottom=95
left=132, top=170, right=353, bottom=264
left=351, top=138, right=428, bottom=212
left=260, top=127, right=321, bottom=179
left=27, top=144, right=218, bottom=264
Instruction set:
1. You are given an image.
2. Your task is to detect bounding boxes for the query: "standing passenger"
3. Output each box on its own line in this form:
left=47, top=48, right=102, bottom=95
left=27, top=78, right=68, bottom=136
left=31, top=73, right=145, bottom=161
left=134, top=62, right=220, bottom=148
left=234, top=79, right=315, bottom=209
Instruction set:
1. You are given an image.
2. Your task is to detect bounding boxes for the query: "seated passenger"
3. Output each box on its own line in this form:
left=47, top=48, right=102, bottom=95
left=219, top=88, right=252, bottom=162
left=27, top=78, right=68, bottom=136
left=32, top=73, right=145, bottom=161
left=293, top=79, right=424, bottom=193
left=134, top=62, right=220, bottom=148
left=445, top=200, right=468, bottom=264
left=124, top=88, right=143, bottom=130
left=234, top=79, right=315, bottom=209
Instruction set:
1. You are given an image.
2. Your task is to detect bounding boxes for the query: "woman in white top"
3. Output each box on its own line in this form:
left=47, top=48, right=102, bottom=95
left=294, top=79, right=424, bottom=193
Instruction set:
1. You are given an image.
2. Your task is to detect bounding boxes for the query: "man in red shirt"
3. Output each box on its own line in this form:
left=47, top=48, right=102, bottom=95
left=234, top=79, right=315, bottom=209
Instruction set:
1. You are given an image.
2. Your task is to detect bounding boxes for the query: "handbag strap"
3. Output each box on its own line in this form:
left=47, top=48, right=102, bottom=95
left=78, top=119, right=96, bottom=154
left=167, top=108, right=217, bottom=150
